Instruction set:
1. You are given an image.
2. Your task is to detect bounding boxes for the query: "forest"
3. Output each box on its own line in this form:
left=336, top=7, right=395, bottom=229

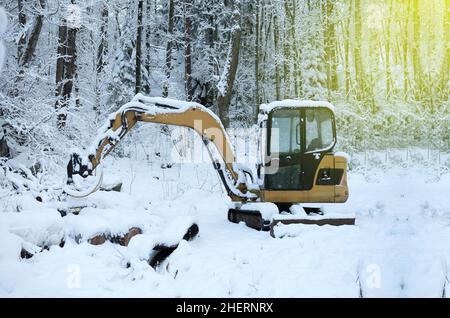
left=0, top=0, right=448, bottom=164
left=1, top=1, right=450, bottom=299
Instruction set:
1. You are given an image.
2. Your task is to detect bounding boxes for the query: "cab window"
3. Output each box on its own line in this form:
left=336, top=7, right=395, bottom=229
left=270, top=109, right=301, bottom=154
left=305, top=109, right=334, bottom=152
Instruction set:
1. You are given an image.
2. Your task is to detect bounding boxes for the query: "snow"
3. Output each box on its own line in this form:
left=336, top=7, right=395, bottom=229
left=217, top=55, right=231, bottom=97
left=0, top=117, right=448, bottom=297
left=260, top=100, right=336, bottom=114
left=0, top=209, right=65, bottom=248
left=0, top=7, right=6, bottom=34
left=3, top=150, right=450, bottom=297
left=335, top=151, right=351, bottom=163
left=239, top=202, right=279, bottom=220
left=64, top=207, right=145, bottom=243
left=273, top=211, right=356, bottom=221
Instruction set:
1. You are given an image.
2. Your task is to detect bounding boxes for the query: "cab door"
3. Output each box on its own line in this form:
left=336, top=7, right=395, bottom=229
left=264, top=108, right=302, bottom=190
left=300, top=108, right=336, bottom=190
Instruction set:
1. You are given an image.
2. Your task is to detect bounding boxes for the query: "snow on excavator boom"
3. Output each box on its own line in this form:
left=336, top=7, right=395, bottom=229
left=65, top=94, right=257, bottom=200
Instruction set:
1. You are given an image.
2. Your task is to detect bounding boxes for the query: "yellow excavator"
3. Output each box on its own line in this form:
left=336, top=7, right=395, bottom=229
left=64, top=94, right=353, bottom=236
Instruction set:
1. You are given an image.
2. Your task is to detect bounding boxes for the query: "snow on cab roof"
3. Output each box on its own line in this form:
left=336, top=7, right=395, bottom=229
left=260, top=99, right=335, bottom=113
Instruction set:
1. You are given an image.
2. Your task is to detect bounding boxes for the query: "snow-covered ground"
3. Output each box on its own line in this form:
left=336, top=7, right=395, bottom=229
left=2, top=151, right=450, bottom=297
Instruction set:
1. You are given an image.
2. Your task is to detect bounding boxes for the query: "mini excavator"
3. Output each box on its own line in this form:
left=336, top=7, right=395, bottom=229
left=64, top=94, right=354, bottom=237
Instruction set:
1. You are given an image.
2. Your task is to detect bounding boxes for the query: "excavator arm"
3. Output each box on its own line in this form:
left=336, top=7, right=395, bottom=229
left=65, top=94, right=258, bottom=201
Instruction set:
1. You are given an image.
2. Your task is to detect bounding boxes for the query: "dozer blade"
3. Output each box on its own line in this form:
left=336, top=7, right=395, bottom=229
left=228, top=209, right=271, bottom=231
left=228, top=203, right=278, bottom=231
left=270, top=214, right=355, bottom=238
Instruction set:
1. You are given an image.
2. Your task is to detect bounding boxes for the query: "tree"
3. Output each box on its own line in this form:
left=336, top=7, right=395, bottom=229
left=401, top=0, right=411, bottom=99
left=273, top=11, right=281, bottom=100
left=96, top=6, right=109, bottom=75
left=135, top=0, right=143, bottom=94
left=162, top=0, right=175, bottom=97
left=144, top=0, right=152, bottom=93
left=255, top=0, right=261, bottom=104
left=94, top=5, right=109, bottom=115
left=384, top=0, right=393, bottom=99
left=353, top=0, right=370, bottom=108
left=442, top=0, right=450, bottom=101
left=19, top=0, right=46, bottom=69
left=412, top=0, right=422, bottom=101
left=55, top=1, right=79, bottom=129
left=17, top=0, right=26, bottom=62
left=184, top=0, right=193, bottom=101
left=323, top=0, right=338, bottom=95
left=344, top=0, right=352, bottom=97
left=217, top=1, right=241, bottom=128
left=301, top=0, right=326, bottom=100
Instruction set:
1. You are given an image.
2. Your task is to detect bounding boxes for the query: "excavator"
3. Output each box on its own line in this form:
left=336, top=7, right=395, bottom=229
left=64, top=94, right=354, bottom=239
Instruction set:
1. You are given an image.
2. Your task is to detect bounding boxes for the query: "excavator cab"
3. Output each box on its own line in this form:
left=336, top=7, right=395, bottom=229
left=257, top=101, right=348, bottom=204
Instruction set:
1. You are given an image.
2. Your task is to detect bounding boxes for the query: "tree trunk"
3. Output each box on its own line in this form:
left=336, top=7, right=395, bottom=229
left=204, top=8, right=217, bottom=107
left=354, top=0, right=365, bottom=102
left=292, top=1, right=302, bottom=97
left=273, top=13, right=281, bottom=100
left=184, top=0, right=193, bottom=101
left=324, top=0, right=337, bottom=95
left=19, top=0, right=46, bottom=68
left=285, top=0, right=300, bottom=97
left=17, top=0, right=27, bottom=62
left=65, top=24, right=78, bottom=107
left=283, top=12, right=290, bottom=98
left=143, top=0, right=151, bottom=93
left=97, top=7, right=108, bottom=75
left=217, top=7, right=241, bottom=128
left=95, top=6, right=108, bottom=115
left=412, top=0, right=421, bottom=101
left=344, top=4, right=351, bottom=97
left=255, top=0, right=260, bottom=104
left=135, top=0, right=144, bottom=94
left=385, top=0, right=392, bottom=99
left=55, top=23, right=68, bottom=129
left=402, top=0, right=410, bottom=99
left=163, top=0, right=175, bottom=97
left=442, top=0, right=450, bottom=101
left=55, top=0, right=79, bottom=129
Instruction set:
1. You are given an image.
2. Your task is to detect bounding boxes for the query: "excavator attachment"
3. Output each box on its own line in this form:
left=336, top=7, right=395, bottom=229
left=64, top=153, right=104, bottom=198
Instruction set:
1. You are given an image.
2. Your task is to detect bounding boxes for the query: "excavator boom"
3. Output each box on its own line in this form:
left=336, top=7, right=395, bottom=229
left=65, top=94, right=257, bottom=200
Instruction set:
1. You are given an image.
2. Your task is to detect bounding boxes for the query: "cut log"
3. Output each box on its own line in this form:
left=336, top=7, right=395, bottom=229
left=20, top=248, right=34, bottom=259
left=111, top=227, right=142, bottom=246
left=87, top=227, right=143, bottom=246
left=88, top=234, right=107, bottom=245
